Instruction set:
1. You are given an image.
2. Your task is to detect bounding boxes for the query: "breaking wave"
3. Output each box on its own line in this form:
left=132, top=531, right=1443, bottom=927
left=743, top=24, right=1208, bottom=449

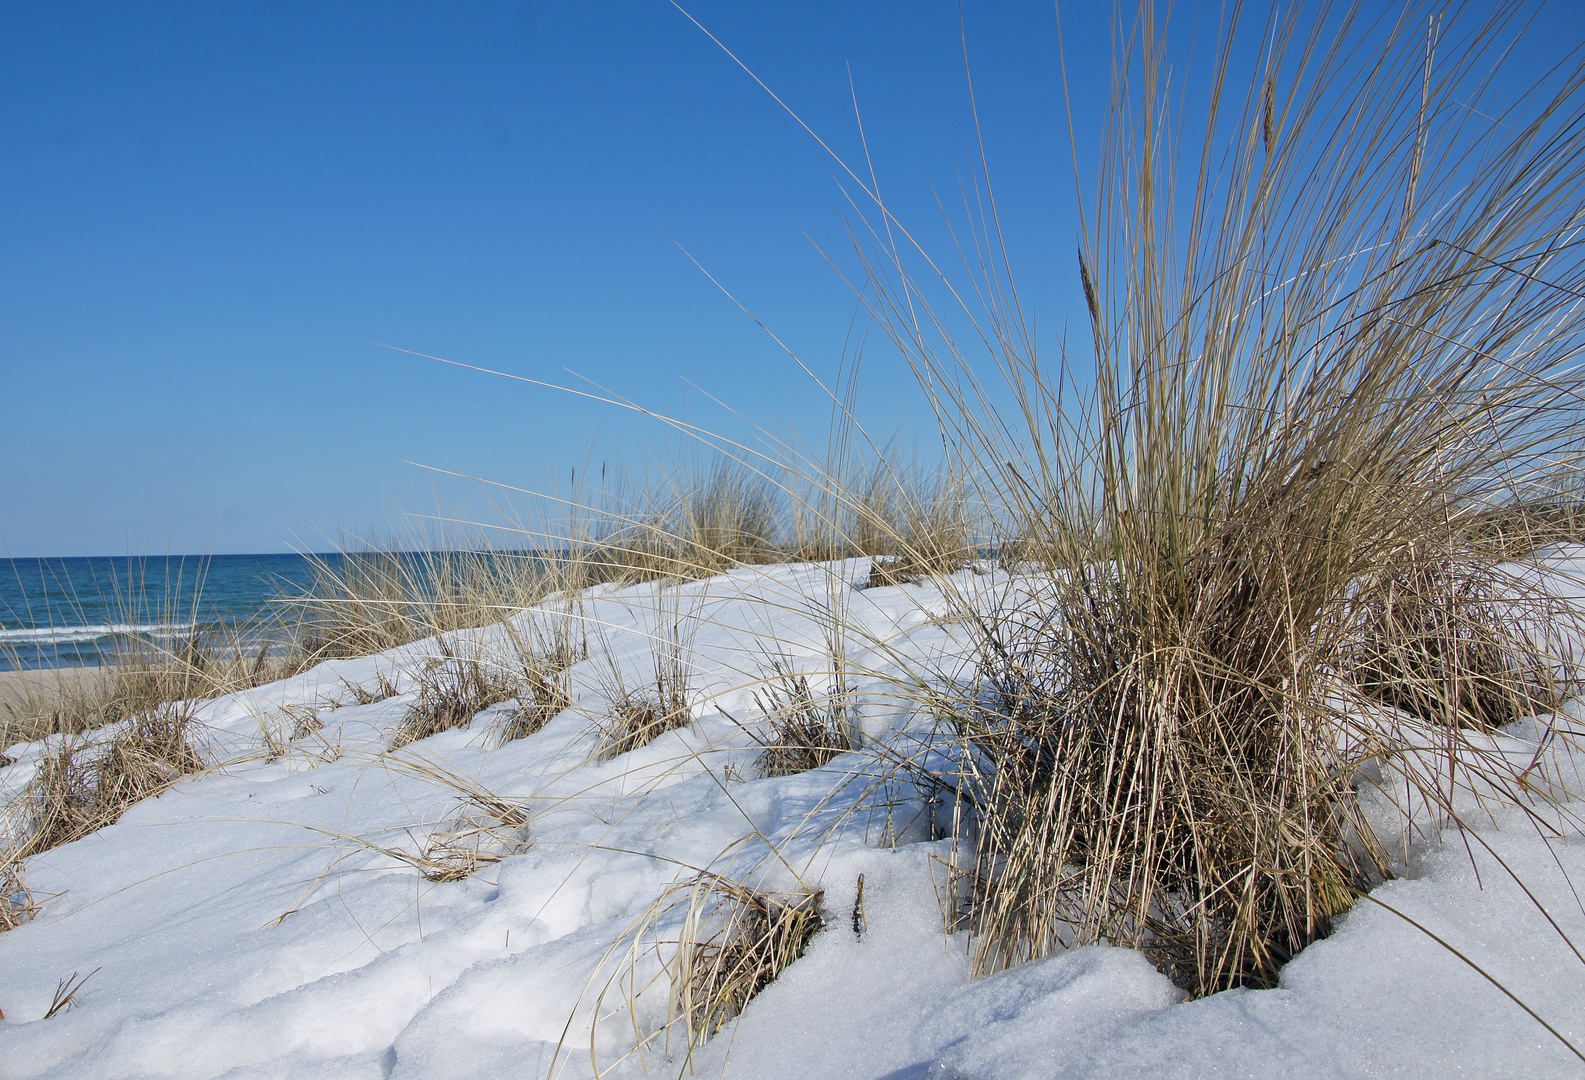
left=0, top=622, right=198, bottom=645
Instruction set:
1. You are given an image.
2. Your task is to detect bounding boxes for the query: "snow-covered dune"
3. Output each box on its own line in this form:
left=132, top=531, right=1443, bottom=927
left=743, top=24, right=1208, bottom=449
left=2, top=559, right=1583, bottom=1079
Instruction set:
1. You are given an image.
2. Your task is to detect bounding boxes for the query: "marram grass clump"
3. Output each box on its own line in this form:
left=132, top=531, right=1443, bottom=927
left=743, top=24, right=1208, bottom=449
left=751, top=659, right=854, bottom=778
left=390, top=640, right=526, bottom=750
left=494, top=663, right=574, bottom=746
left=0, top=860, right=34, bottom=933
left=671, top=876, right=825, bottom=1044
left=837, top=0, right=1585, bottom=997
left=1350, top=550, right=1567, bottom=732
left=595, top=677, right=692, bottom=762
left=495, top=612, right=586, bottom=746
left=15, top=705, right=204, bottom=860
left=594, top=613, right=695, bottom=761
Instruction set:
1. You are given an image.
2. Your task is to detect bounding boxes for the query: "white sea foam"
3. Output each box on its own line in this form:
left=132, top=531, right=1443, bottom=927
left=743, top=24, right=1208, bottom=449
left=0, top=622, right=197, bottom=645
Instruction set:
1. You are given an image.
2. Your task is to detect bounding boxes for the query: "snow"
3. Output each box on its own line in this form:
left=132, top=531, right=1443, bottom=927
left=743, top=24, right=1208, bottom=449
left=2, top=556, right=1583, bottom=1078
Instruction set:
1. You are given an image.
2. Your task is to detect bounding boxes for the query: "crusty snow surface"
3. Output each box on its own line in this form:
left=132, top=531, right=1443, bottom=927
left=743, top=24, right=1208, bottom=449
left=3, top=557, right=1584, bottom=1079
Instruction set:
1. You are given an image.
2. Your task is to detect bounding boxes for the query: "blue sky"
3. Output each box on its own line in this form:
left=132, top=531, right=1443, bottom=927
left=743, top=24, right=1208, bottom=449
left=2, top=2, right=1577, bottom=556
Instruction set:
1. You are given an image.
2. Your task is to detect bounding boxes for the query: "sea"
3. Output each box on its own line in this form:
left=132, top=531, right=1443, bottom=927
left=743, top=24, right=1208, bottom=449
left=0, top=553, right=334, bottom=671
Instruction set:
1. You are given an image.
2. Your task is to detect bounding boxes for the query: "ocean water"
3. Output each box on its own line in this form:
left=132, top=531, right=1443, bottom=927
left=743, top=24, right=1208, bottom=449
left=0, top=553, right=331, bottom=671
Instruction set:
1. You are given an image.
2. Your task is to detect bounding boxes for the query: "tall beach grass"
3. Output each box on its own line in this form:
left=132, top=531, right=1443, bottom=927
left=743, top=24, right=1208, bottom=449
left=811, top=0, right=1585, bottom=997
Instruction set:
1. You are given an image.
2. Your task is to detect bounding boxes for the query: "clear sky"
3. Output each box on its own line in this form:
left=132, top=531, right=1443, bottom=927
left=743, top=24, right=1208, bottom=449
left=2, top=2, right=1577, bottom=556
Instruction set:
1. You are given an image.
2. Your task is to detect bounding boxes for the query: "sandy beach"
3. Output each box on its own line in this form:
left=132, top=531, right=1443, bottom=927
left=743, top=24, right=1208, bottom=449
left=0, top=665, right=113, bottom=745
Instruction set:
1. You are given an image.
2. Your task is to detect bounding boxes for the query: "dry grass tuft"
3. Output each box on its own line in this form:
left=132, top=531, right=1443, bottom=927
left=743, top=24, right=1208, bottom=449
left=496, top=612, right=586, bottom=745
left=866, top=553, right=957, bottom=589
left=256, top=702, right=337, bottom=766
left=517, top=461, right=786, bottom=592
left=752, top=659, right=854, bottom=778
left=0, top=858, right=35, bottom=932
left=41, top=970, right=99, bottom=1021
left=417, top=791, right=532, bottom=882
left=42, top=968, right=99, bottom=1019
left=594, top=613, right=694, bottom=761
left=944, top=589, right=1376, bottom=990
left=290, top=547, right=565, bottom=662
left=1470, top=498, right=1585, bottom=559
left=596, top=676, right=692, bottom=763
left=625, top=460, right=783, bottom=579
left=389, top=640, right=525, bottom=750
left=290, top=550, right=418, bottom=659
left=788, top=461, right=974, bottom=575
left=672, top=875, right=824, bottom=1044
left=17, top=705, right=204, bottom=859
left=495, top=662, right=574, bottom=746
left=341, top=672, right=399, bottom=706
